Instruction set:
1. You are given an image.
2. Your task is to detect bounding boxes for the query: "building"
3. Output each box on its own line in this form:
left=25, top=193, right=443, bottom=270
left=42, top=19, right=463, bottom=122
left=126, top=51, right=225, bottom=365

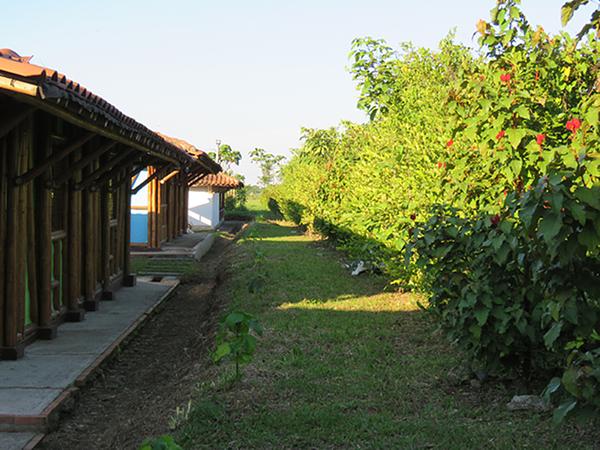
left=188, top=172, right=244, bottom=229
left=130, top=136, right=220, bottom=248
left=0, top=49, right=212, bottom=359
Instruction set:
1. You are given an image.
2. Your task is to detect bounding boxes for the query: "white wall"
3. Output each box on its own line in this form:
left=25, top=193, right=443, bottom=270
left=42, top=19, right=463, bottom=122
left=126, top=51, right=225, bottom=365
left=131, top=169, right=149, bottom=207
left=188, top=187, right=221, bottom=229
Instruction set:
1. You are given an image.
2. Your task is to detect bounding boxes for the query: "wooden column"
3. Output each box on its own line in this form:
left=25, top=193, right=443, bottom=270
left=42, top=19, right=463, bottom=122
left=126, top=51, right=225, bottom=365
left=36, top=115, right=54, bottom=338
left=83, top=161, right=99, bottom=311
left=183, top=180, right=189, bottom=233
left=26, top=118, right=38, bottom=330
left=0, top=138, right=6, bottom=347
left=100, top=185, right=111, bottom=297
left=1, top=128, right=24, bottom=358
left=65, top=147, right=85, bottom=321
left=148, top=166, right=157, bottom=248
left=123, top=174, right=135, bottom=286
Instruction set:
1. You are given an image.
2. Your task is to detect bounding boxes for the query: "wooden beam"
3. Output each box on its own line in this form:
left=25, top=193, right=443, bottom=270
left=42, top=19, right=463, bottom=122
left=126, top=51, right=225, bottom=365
left=0, top=75, right=39, bottom=97
left=109, top=164, right=144, bottom=191
left=74, top=148, right=135, bottom=191
left=89, top=159, right=142, bottom=192
left=131, top=164, right=171, bottom=196
left=51, top=139, right=116, bottom=187
left=15, top=131, right=95, bottom=186
left=159, top=169, right=180, bottom=184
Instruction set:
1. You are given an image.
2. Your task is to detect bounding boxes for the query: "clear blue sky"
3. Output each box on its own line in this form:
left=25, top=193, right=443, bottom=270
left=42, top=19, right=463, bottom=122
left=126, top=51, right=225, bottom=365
left=1, top=1, right=595, bottom=183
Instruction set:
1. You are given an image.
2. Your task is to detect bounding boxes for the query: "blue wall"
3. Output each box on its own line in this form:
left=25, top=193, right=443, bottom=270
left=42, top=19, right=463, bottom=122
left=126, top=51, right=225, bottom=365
left=131, top=213, right=148, bottom=244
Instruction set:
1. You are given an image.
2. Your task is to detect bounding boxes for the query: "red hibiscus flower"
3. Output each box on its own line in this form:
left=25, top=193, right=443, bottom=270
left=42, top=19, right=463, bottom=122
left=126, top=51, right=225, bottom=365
left=491, top=214, right=501, bottom=226
left=446, top=139, right=454, bottom=147
left=566, top=118, right=581, bottom=133
left=536, top=134, right=545, bottom=145
left=496, top=130, right=506, bottom=140
left=500, top=73, right=511, bottom=83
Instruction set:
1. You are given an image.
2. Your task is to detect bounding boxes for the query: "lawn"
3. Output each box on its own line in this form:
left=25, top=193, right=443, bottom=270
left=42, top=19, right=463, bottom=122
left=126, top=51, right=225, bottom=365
left=177, top=221, right=600, bottom=449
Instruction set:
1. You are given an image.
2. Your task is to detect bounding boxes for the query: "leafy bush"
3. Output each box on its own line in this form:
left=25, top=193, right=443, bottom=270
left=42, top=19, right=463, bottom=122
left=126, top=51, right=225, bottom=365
left=275, top=0, right=600, bottom=420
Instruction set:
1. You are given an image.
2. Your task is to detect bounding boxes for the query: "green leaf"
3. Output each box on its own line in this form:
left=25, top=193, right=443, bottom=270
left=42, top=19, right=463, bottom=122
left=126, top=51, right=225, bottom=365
left=577, top=223, right=600, bottom=249
left=569, top=201, right=587, bottom=225
left=575, top=186, right=600, bottom=209
left=507, top=128, right=527, bottom=148
left=553, top=398, right=577, bottom=423
left=212, top=342, right=231, bottom=362
left=561, top=4, right=575, bottom=26
left=224, top=312, right=246, bottom=328
left=515, top=105, right=530, bottom=119
left=542, top=377, right=562, bottom=401
left=539, top=212, right=562, bottom=243
left=474, top=308, right=490, bottom=326
left=544, top=321, right=563, bottom=348
left=562, top=366, right=580, bottom=396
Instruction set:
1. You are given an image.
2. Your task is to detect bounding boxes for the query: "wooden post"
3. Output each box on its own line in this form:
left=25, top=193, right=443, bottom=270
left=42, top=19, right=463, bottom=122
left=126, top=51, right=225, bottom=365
left=0, top=138, right=6, bottom=346
left=1, top=127, right=24, bottom=358
left=65, top=147, right=85, bottom=321
left=123, top=174, right=135, bottom=286
left=16, top=123, right=28, bottom=338
left=83, top=161, right=99, bottom=312
left=26, top=122, right=38, bottom=328
left=36, top=115, right=53, bottom=337
left=100, top=185, right=111, bottom=293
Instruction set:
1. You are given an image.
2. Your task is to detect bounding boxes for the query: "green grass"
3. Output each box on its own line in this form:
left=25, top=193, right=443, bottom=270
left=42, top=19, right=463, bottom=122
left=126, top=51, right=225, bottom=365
left=177, top=221, right=600, bottom=449
left=225, top=191, right=279, bottom=221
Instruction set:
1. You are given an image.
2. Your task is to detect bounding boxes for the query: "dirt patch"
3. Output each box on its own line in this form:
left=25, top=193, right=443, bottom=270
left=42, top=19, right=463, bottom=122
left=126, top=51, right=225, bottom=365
left=38, top=233, right=242, bottom=450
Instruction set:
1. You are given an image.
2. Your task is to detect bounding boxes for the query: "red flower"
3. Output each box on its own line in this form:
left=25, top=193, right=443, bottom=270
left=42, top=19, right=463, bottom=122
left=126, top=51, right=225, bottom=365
left=496, top=130, right=506, bottom=140
left=491, top=214, right=501, bottom=226
left=500, top=73, right=511, bottom=83
left=436, top=162, right=447, bottom=169
left=446, top=139, right=454, bottom=147
left=536, top=134, right=545, bottom=145
left=535, top=71, right=539, bottom=82
left=566, top=118, right=581, bottom=133
left=410, top=213, right=416, bottom=221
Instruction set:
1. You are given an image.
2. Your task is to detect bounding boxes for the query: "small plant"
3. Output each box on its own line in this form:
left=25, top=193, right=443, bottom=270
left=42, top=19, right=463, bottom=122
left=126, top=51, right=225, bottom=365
left=168, top=399, right=193, bottom=430
left=213, top=311, right=263, bottom=380
left=138, top=435, right=182, bottom=450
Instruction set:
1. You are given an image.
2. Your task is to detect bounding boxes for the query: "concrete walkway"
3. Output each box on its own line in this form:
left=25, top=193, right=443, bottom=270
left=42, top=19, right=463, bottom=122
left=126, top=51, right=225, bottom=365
left=0, top=277, right=179, bottom=450
left=131, top=231, right=212, bottom=257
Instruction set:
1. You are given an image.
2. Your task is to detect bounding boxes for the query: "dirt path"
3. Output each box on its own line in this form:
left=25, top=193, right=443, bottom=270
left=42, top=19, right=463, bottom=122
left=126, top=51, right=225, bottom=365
left=39, top=233, right=239, bottom=450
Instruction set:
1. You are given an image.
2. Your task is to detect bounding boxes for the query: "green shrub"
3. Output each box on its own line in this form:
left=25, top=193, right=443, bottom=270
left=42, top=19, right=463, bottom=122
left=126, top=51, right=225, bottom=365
left=275, top=0, right=600, bottom=420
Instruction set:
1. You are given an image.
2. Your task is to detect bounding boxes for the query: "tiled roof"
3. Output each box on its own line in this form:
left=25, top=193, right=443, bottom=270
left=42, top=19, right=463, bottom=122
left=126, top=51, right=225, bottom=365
left=0, top=49, right=209, bottom=168
left=193, top=172, right=244, bottom=189
left=156, top=132, right=221, bottom=174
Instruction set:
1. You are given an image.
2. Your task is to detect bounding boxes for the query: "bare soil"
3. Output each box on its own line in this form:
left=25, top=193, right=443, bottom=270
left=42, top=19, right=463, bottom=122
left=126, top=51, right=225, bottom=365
left=39, top=233, right=240, bottom=450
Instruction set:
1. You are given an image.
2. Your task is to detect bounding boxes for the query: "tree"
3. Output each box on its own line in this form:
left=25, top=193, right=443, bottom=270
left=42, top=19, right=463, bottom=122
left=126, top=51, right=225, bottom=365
left=209, top=143, right=242, bottom=173
left=250, top=148, right=285, bottom=187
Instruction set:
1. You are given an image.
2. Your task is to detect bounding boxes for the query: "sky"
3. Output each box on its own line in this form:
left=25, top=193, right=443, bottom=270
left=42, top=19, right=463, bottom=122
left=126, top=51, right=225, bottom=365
left=1, top=1, right=596, bottom=184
